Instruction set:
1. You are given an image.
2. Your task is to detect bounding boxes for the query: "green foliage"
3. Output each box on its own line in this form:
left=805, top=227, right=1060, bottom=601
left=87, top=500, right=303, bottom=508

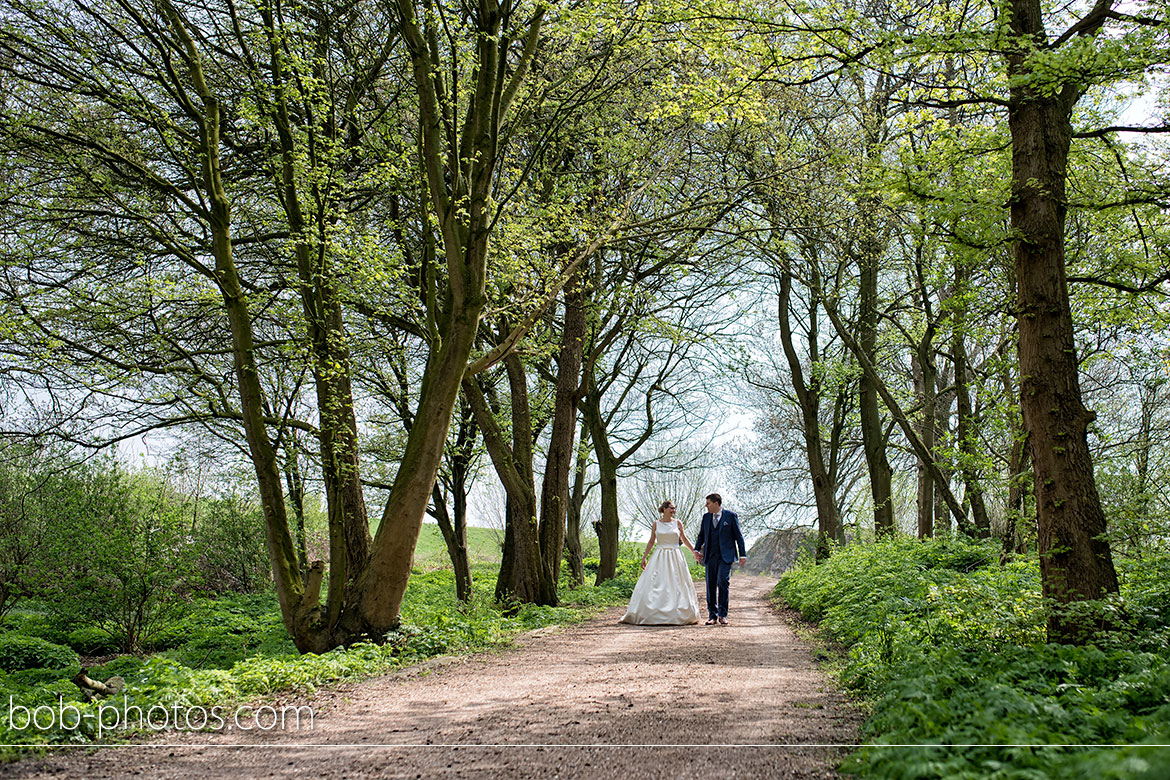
left=0, top=636, right=78, bottom=673
left=151, top=594, right=293, bottom=667
left=0, top=558, right=634, bottom=752
left=0, top=448, right=111, bottom=623
left=779, top=538, right=1170, bottom=778
left=37, top=465, right=202, bottom=654
left=191, top=495, right=270, bottom=594
left=0, top=610, right=69, bottom=646
left=65, top=627, right=121, bottom=657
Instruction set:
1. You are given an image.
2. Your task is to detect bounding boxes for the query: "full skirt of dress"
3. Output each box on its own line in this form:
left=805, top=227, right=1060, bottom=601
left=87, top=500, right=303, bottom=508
left=619, top=545, right=700, bottom=625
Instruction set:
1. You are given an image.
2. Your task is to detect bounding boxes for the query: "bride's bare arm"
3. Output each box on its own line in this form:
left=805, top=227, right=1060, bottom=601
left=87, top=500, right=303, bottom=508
left=640, top=525, right=656, bottom=569
left=677, top=520, right=695, bottom=552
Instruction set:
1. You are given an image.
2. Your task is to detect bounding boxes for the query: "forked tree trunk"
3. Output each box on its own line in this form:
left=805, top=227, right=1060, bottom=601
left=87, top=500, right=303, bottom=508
left=356, top=0, right=544, bottom=637
left=777, top=263, right=844, bottom=559
left=359, top=307, right=485, bottom=631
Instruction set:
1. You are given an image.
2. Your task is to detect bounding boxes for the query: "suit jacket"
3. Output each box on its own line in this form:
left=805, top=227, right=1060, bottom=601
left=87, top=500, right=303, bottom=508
left=695, top=509, right=746, bottom=565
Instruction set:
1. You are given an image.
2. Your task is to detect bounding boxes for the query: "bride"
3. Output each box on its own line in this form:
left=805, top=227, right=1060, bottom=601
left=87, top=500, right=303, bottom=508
left=620, top=499, right=701, bottom=625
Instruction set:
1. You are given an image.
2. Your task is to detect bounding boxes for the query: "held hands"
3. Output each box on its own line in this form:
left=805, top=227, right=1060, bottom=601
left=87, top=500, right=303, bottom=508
left=693, top=549, right=702, bottom=563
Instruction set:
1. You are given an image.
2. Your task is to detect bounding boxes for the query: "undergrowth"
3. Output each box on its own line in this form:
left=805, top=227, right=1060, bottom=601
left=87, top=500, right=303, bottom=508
left=776, top=536, right=1170, bottom=779
left=0, top=559, right=637, bottom=755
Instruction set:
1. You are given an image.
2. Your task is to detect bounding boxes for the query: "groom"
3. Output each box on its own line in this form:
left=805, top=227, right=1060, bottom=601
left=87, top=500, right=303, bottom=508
left=693, top=493, right=746, bottom=626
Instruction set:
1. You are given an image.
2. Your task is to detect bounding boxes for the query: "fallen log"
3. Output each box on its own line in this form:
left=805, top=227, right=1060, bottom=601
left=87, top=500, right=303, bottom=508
left=72, top=668, right=125, bottom=701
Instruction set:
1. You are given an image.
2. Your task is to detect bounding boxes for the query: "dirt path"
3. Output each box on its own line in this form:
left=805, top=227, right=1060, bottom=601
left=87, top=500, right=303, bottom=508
left=10, top=575, right=860, bottom=779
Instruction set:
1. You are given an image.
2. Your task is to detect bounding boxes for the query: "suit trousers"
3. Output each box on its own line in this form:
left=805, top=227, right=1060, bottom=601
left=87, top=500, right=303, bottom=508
left=704, top=559, right=733, bottom=618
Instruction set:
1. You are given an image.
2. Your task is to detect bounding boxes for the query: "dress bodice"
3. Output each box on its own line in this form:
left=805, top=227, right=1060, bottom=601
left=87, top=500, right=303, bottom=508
left=655, top=520, right=681, bottom=547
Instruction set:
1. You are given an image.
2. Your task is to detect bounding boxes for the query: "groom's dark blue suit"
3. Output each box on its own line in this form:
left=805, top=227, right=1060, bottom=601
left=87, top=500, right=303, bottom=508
left=694, top=509, right=746, bottom=620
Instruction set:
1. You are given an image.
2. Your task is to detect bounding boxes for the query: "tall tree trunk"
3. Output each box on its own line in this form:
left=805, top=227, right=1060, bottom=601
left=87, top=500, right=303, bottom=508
left=537, top=272, right=588, bottom=603
left=261, top=0, right=372, bottom=633
left=215, top=222, right=316, bottom=647
left=952, top=260, right=990, bottom=538
left=1003, top=433, right=1030, bottom=559
left=1133, top=380, right=1159, bottom=546
left=283, top=447, right=309, bottom=576
left=857, top=209, right=895, bottom=536
left=431, top=399, right=476, bottom=602
left=583, top=377, right=620, bottom=583
left=1007, top=0, right=1119, bottom=643
left=498, top=354, right=542, bottom=603
left=462, top=353, right=542, bottom=605
left=163, top=6, right=320, bottom=650
left=777, top=261, right=843, bottom=559
left=565, top=426, right=591, bottom=587
left=933, top=374, right=954, bottom=534
left=305, top=293, right=372, bottom=629
left=909, top=245, right=938, bottom=540
left=431, top=483, right=473, bottom=603
left=912, top=348, right=936, bottom=539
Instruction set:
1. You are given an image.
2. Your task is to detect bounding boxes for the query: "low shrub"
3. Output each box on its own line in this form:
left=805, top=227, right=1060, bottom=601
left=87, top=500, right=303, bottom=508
left=66, top=627, right=121, bottom=657
left=0, top=636, right=78, bottom=673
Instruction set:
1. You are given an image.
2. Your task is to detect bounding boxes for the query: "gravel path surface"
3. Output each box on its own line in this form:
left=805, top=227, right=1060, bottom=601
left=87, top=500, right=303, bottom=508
left=9, top=574, right=860, bottom=778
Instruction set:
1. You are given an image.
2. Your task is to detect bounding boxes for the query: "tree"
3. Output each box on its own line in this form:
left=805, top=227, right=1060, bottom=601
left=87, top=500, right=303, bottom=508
left=0, top=0, right=547, bottom=651
left=770, top=0, right=1170, bottom=639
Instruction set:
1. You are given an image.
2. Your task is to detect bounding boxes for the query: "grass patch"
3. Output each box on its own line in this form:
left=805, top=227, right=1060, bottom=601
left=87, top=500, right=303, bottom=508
left=411, top=523, right=503, bottom=567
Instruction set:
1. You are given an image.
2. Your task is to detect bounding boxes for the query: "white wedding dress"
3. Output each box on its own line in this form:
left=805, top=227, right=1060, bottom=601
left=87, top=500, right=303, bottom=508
left=620, top=520, right=701, bottom=625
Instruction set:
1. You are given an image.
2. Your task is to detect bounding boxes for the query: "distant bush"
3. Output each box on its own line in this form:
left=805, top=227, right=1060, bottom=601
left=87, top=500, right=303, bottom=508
left=0, top=635, right=78, bottom=672
left=192, top=495, right=271, bottom=594
left=36, top=465, right=202, bottom=654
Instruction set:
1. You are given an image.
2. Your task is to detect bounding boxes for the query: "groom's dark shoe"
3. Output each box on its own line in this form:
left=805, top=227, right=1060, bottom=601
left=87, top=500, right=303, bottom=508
left=718, top=617, right=728, bottom=626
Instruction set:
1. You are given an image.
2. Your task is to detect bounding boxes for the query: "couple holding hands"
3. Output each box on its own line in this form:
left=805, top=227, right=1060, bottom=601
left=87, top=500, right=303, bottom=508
left=619, top=493, right=747, bottom=627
